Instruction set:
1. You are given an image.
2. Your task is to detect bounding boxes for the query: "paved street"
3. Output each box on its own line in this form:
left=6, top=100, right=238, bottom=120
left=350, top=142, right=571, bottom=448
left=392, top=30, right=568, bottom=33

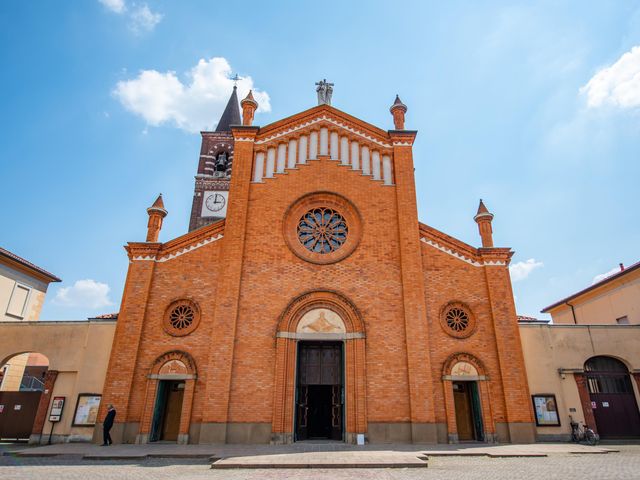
left=1, top=445, right=639, bottom=479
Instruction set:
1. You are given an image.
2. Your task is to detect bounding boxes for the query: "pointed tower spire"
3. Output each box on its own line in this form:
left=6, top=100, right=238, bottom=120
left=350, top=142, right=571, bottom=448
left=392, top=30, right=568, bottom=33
left=474, top=199, right=495, bottom=248
left=389, top=94, right=408, bottom=130
left=146, top=194, right=168, bottom=242
left=241, top=90, right=259, bottom=126
left=215, top=86, right=241, bottom=132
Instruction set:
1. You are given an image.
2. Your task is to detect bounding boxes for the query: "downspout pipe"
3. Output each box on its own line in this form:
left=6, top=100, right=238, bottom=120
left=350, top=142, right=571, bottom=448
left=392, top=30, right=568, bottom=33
left=567, top=302, right=577, bottom=324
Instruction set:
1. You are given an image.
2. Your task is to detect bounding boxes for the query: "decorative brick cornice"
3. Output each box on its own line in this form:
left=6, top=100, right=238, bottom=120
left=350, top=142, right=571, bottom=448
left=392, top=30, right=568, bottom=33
left=256, top=114, right=392, bottom=149
left=419, top=222, right=510, bottom=267
left=231, top=125, right=259, bottom=143
left=388, top=130, right=417, bottom=146
left=128, top=220, right=225, bottom=263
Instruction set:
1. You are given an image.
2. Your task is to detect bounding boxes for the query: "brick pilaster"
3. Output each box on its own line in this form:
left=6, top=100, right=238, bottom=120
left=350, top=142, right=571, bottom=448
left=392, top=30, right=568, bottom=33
left=31, top=369, right=58, bottom=438
left=574, top=373, right=598, bottom=433
left=98, top=243, right=160, bottom=439
left=202, top=126, right=259, bottom=434
left=389, top=130, right=436, bottom=437
left=482, top=252, right=535, bottom=437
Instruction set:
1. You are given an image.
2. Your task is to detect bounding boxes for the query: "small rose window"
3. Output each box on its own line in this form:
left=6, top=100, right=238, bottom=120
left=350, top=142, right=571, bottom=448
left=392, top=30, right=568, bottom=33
left=164, top=299, right=200, bottom=336
left=170, top=304, right=195, bottom=330
left=297, top=207, right=348, bottom=254
left=446, top=307, right=469, bottom=332
left=440, top=302, right=476, bottom=338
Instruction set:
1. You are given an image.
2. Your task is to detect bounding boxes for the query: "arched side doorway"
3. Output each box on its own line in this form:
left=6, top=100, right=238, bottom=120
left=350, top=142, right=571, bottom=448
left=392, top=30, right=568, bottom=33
left=0, top=352, right=52, bottom=442
left=584, top=356, right=640, bottom=439
left=137, top=351, right=197, bottom=444
left=442, top=353, right=495, bottom=443
left=272, top=290, right=367, bottom=444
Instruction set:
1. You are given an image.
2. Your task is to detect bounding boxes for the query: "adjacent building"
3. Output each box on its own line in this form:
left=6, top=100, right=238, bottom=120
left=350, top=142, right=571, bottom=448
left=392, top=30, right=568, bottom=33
left=520, top=261, right=640, bottom=440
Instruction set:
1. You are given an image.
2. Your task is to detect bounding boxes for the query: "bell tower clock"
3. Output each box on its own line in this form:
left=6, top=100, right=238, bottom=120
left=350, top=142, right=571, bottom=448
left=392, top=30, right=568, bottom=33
left=188, top=86, right=241, bottom=231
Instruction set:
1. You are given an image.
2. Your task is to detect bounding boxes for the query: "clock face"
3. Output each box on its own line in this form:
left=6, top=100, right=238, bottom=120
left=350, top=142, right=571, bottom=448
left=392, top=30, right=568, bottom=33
left=205, top=193, right=226, bottom=212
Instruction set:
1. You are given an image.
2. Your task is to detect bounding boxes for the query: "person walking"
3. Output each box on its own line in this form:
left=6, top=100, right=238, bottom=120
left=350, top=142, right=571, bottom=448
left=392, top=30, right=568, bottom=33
left=101, top=404, right=116, bottom=446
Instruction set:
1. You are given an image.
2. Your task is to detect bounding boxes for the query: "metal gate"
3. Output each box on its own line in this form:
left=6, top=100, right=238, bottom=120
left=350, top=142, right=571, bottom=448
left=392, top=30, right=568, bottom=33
left=585, top=356, right=640, bottom=438
left=0, top=391, right=42, bottom=441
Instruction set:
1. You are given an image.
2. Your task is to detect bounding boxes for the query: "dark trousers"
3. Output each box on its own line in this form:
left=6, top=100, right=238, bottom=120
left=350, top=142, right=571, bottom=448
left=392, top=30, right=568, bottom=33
left=103, top=425, right=112, bottom=445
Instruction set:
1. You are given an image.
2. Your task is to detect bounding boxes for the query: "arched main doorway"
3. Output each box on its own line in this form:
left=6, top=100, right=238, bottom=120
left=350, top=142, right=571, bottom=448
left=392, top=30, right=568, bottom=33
left=585, top=356, right=640, bottom=438
left=272, top=291, right=367, bottom=444
left=0, top=352, right=49, bottom=442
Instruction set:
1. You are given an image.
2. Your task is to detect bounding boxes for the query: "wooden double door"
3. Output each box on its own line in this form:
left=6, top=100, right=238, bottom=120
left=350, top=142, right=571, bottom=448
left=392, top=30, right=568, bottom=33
left=295, top=342, right=343, bottom=441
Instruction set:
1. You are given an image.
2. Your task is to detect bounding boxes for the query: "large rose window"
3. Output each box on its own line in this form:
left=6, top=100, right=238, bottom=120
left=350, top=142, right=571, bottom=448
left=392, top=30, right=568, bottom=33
left=297, top=208, right=348, bottom=254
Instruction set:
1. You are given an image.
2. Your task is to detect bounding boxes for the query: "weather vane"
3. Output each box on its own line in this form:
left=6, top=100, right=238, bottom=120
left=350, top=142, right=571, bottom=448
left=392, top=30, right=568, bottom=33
left=231, top=73, right=240, bottom=87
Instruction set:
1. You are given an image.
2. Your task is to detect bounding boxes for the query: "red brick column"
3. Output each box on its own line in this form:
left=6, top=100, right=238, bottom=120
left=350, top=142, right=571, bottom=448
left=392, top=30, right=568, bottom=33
left=202, top=126, right=258, bottom=433
left=574, top=373, right=598, bottom=434
left=389, top=130, right=437, bottom=441
left=482, top=257, right=536, bottom=442
left=31, top=370, right=59, bottom=437
left=443, top=380, right=457, bottom=442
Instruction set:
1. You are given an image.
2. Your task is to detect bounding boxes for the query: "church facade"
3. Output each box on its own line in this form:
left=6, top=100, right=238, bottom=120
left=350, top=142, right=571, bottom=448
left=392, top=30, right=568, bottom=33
left=99, top=84, right=536, bottom=445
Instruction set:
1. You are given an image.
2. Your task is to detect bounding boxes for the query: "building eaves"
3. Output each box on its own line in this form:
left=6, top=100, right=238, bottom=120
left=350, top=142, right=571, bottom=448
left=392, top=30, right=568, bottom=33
left=0, top=247, right=61, bottom=283
left=541, top=260, right=640, bottom=313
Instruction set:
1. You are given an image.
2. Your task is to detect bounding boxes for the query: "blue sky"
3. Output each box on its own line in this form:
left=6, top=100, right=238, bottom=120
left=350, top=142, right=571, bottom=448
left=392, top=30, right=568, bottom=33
left=1, top=1, right=639, bottom=320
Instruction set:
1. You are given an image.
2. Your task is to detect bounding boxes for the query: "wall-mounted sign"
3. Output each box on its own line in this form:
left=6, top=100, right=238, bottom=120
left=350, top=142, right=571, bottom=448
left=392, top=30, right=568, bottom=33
left=14, top=404, right=21, bottom=411
left=602, top=402, right=610, bottom=408
left=591, top=401, right=597, bottom=409
left=532, top=394, right=561, bottom=426
left=72, top=394, right=102, bottom=426
left=0, top=404, right=4, bottom=413
left=49, top=396, right=65, bottom=422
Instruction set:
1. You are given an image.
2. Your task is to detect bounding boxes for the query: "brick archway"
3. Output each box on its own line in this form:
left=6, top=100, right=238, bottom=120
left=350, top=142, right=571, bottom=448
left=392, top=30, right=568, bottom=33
left=138, top=351, right=197, bottom=445
left=442, top=352, right=496, bottom=443
left=272, top=290, right=367, bottom=444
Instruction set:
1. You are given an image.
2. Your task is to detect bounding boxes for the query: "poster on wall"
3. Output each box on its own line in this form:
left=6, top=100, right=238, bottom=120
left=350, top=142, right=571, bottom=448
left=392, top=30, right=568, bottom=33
left=49, top=396, right=65, bottom=422
left=532, top=394, right=561, bottom=426
left=72, top=394, right=102, bottom=426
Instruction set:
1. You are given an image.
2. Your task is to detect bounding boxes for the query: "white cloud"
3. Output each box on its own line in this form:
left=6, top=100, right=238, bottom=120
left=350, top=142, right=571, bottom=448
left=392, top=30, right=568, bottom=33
left=99, top=0, right=126, bottom=14
left=592, top=267, right=619, bottom=285
left=98, top=1, right=162, bottom=33
left=129, top=4, right=162, bottom=34
left=580, top=45, right=640, bottom=109
left=113, top=57, right=271, bottom=133
left=53, top=279, right=114, bottom=309
left=509, top=258, right=544, bottom=282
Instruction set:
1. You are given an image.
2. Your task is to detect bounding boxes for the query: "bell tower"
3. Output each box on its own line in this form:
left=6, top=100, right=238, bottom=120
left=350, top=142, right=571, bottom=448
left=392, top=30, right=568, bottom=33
left=188, top=86, right=241, bottom=231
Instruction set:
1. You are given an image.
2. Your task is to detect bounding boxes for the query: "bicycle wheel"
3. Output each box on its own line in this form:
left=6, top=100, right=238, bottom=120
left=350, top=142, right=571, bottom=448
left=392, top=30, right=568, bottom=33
left=570, top=429, right=580, bottom=443
left=584, top=429, right=597, bottom=446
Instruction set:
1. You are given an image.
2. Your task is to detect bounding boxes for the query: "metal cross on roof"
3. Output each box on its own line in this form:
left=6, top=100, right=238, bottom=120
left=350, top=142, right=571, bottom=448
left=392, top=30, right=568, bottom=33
left=231, top=73, right=240, bottom=87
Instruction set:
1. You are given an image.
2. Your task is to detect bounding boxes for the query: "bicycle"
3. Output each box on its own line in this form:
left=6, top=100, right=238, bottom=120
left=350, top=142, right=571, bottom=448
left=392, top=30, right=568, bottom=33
left=569, top=415, right=599, bottom=445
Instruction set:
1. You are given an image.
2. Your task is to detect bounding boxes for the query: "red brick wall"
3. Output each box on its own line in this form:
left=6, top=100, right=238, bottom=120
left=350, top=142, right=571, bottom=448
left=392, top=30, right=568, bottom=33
left=101, top=106, right=533, bottom=442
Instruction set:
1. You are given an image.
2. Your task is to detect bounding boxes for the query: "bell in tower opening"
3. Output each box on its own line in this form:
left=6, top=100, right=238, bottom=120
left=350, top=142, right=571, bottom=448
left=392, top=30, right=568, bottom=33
left=188, top=84, right=240, bottom=231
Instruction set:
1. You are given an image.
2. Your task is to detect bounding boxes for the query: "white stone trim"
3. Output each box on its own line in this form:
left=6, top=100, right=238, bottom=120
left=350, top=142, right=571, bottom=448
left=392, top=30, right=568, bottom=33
left=420, top=237, right=506, bottom=267
left=132, top=255, right=157, bottom=261
left=133, top=234, right=223, bottom=263
left=256, top=115, right=392, bottom=148
left=234, top=137, right=254, bottom=142
left=392, top=141, right=413, bottom=146
left=276, top=331, right=365, bottom=340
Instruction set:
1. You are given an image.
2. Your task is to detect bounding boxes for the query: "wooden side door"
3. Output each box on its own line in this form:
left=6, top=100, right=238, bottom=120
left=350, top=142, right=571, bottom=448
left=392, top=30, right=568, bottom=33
left=161, top=381, right=184, bottom=441
left=453, top=382, right=474, bottom=441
